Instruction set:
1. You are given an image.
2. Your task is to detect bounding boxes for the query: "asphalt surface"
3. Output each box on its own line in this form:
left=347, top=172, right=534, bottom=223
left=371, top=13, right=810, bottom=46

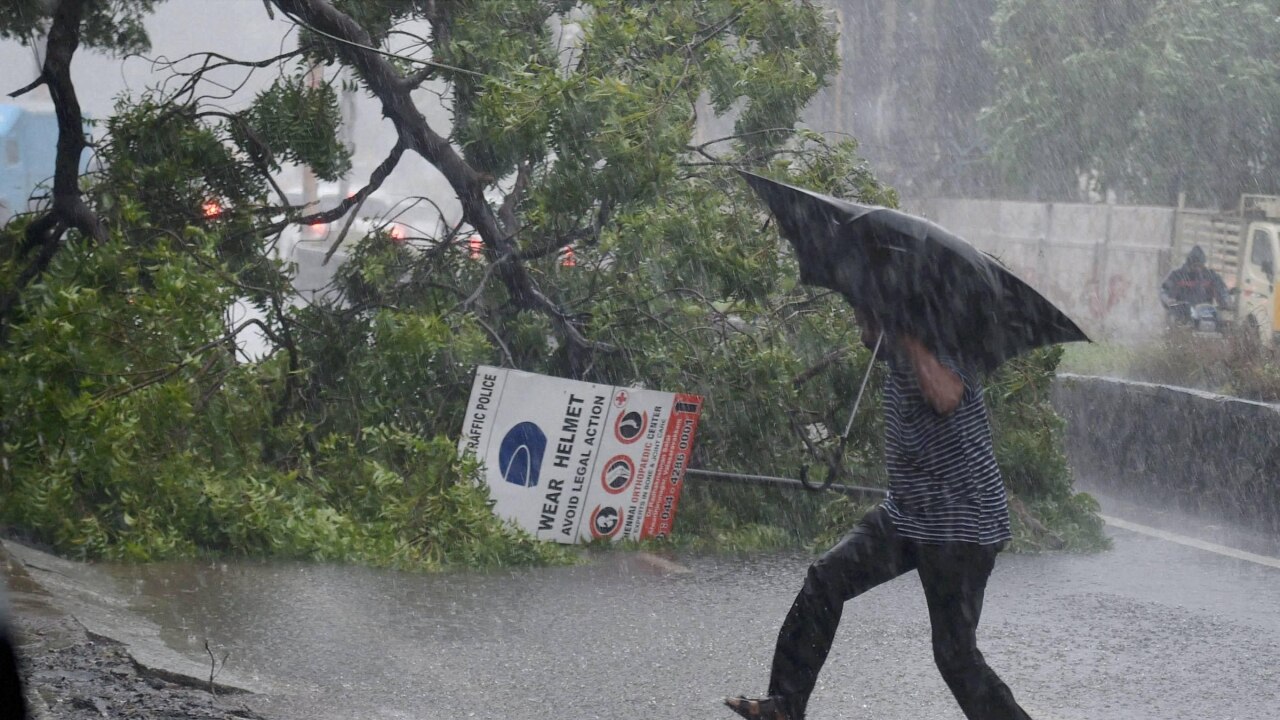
left=9, top=496, right=1278, bottom=720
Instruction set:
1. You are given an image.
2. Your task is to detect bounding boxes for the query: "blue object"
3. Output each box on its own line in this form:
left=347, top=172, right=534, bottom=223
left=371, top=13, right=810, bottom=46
left=498, top=422, right=547, bottom=488
left=0, top=102, right=88, bottom=223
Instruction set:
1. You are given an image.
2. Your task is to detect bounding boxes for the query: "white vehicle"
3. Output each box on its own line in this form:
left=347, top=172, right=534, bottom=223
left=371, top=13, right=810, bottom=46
left=276, top=192, right=410, bottom=302
left=231, top=192, right=409, bottom=360
left=280, top=193, right=405, bottom=256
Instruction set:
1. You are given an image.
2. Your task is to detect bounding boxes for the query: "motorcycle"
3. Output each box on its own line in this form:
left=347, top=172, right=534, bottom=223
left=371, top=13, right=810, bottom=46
left=1165, top=302, right=1224, bottom=335
left=1189, top=303, right=1221, bottom=333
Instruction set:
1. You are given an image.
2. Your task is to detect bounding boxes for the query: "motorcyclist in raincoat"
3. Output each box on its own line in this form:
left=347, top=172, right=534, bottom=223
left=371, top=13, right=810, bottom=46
left=1160, top=245, right=1230, bottom=321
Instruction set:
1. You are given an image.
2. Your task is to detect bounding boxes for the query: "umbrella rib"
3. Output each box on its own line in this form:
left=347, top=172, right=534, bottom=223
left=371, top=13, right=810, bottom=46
left=841, top=332, right=882, bottom=440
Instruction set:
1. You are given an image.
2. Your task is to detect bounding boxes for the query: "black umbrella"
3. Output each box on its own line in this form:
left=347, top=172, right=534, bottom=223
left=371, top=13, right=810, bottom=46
left=738, top=171, right=1089, bottom=372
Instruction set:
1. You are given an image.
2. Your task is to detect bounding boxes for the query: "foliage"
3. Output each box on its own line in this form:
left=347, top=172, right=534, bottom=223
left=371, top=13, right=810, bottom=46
left=237, top=75, right=353, bottom=183
left=670, top=346, right=1109, bottom=554
left=983, top=0, right=1280, bottom=206
left=0, top=0, right=1104, bottom=567
left=988, top=347, right=1071, bottom=499
left=0, top=0, right=161, bottom=56
left=987, top=347, right=1110, bottom=552
left=0, top=216, right=566, bottom=568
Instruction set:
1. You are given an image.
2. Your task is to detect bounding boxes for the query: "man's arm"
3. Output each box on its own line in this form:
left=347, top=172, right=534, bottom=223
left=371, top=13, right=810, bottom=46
left=1212, top=271, right=1231, bottom=307
left=900, top=336, right=964, bottom=416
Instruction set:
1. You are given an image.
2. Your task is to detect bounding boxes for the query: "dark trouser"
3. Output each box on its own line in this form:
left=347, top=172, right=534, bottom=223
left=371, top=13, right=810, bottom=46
left=767, top=506, right=1031, bottom=720
left=0, top=628, right=25, bottom=720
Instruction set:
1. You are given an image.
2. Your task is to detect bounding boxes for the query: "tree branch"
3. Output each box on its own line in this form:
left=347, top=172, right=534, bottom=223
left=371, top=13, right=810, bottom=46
left=497, top=162, right=530, bottom=236
left=34, top=0, right=103, bottom=246
left=7, top=73, right=46, bottom=99
left=453, top=250, right=513, bottom=313
left=792, top=348, right=850, bottom=388
left=292, top=138, right=406, bottom=229
left=514, top=227, right=591, bottom=262
left=0, top=0, right=105, bottom=346
left=322, top=193, right=367, bottom=266
left=690, top=9, right=746, bottom=52
left=268, top=293, right=302, bottom=431
left=399, top=64, right=436, bottom=90
left=269, top=0, right=615, bottom=362
left=687, top=127, right=801, bottom=154
left=154, top=46, right=312, bottom=105
left=87, top=318, right=269, bottom=408
left=272, top=3, right=484, bottom=78
left=1009, top=494, right=1066, bottom=550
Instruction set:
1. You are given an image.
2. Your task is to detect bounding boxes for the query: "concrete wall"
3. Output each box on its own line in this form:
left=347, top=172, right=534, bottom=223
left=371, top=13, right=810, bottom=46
left=1052, top=374, right=1280, bottom=534
left=912, top=198, right=1177, bottom=341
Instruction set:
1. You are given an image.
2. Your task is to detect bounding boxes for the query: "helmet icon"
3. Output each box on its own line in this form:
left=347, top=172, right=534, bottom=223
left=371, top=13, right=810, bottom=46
left=614, top=410, right=647, bottom=444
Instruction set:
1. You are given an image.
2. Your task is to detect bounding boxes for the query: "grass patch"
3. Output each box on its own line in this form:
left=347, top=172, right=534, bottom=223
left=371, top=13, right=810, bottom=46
left=648, top=478, right=1105, bottom=556
left=1059, top=342, right=1148, bottom=376
left=1060, top=332, right=1280, bottom=402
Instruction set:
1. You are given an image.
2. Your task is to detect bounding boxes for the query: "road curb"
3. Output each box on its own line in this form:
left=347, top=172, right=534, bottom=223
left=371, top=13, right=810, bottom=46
left=1, top=539, right=266, bottom=697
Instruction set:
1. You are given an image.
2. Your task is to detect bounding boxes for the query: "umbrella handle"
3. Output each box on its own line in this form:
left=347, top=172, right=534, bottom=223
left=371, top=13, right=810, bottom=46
left=798, top=462, right=836, bottom=492
left=799, top=438, right=846, bottom=492
left=798, top=333, right=881, bottom=494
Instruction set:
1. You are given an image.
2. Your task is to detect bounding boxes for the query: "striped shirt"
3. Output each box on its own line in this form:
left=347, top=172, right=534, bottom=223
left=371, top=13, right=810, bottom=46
left=880, top=355, right=1011, bottom=545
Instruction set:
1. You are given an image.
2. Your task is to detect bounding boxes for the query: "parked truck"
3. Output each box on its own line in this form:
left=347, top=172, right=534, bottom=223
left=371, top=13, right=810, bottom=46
left=1171, top=194, right=1280, bottom=344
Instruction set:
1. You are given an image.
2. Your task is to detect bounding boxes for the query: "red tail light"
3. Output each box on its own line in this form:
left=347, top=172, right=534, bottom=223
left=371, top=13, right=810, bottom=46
left=202, top=200, right=223, bottom=218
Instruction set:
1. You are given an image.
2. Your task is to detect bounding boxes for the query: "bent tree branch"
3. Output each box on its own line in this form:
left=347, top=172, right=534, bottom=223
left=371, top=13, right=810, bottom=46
left=1, top=0, right=105, bottom=345
left=268, top=0, right=614, bottom=363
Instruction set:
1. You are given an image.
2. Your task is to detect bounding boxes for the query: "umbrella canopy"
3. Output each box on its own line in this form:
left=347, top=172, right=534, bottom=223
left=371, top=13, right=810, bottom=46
left=738, top=171, right=1089, bottom=372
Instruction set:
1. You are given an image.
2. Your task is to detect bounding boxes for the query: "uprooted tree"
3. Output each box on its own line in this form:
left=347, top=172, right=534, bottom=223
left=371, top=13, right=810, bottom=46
left=0, top=0, right=1106, bottom=566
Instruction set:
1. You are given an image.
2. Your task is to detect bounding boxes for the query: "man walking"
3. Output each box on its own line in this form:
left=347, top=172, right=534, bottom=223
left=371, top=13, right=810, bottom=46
left=725, top=307, right=1032, bottom=720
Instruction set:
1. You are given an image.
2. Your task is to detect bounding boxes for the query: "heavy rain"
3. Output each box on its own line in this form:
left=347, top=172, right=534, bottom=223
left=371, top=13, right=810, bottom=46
left=0, top=1, right=1277, bottom=719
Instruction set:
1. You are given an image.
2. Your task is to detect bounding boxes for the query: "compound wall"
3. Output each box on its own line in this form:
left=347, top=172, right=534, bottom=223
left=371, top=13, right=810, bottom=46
left=1051, top=374, right=1280, bottom=534
left=912, top=198, right=1178, bottom=342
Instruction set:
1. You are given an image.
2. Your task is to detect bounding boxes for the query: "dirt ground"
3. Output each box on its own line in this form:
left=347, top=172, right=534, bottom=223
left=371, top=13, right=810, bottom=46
left=5, top=547, right=266, bottom=720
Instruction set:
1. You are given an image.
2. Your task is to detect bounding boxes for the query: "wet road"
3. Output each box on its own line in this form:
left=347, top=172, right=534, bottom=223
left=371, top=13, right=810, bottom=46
left=52, top=496, right=1279, bottom=720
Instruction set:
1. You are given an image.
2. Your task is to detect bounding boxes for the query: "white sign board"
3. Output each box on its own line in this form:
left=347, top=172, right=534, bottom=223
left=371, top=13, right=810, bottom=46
left=458, top=366, right=703, bottom=544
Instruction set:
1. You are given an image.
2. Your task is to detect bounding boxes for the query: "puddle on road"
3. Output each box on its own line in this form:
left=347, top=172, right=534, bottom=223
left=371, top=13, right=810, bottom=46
left=6, top=497, right=1279, bottom=720
left=76, top=549, right=709, bottom=716
left=1080, top=486, right=1280, bottom=559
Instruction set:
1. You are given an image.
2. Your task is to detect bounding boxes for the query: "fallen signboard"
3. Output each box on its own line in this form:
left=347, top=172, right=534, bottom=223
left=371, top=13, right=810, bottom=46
left=458, top=366, right=703, bottom=544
